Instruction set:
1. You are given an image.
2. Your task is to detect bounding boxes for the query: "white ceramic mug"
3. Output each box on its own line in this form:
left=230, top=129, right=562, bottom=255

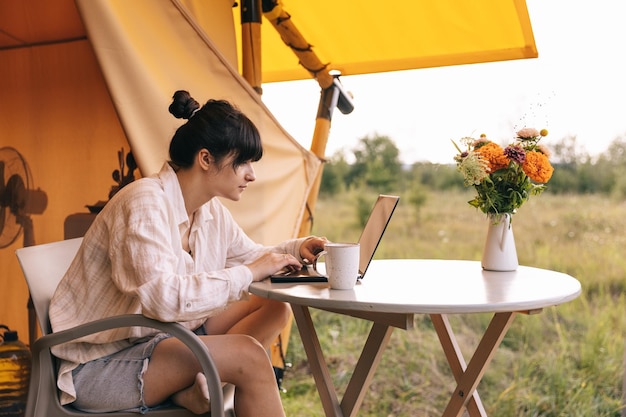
left=313, top=242, right=360, bottom=290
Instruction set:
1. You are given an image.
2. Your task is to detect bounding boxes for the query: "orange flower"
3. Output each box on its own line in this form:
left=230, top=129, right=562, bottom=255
left=522, top=151, right=554, bottom=183
left=475, top=142, right=509, bottom=172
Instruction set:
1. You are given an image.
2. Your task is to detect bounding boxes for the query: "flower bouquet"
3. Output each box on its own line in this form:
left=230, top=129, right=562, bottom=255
left=453, top=128, right=554, bottom=270
left=453, top=128, right=554, bottom=220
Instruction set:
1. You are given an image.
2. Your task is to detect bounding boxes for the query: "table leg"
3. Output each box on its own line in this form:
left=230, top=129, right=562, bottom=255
left=291, top=304, right=395, bottom=417
left=431, top=314, right=486, bottom=416
left=292, top=304, right=344, bottom=417
left=435, top=312, right=516, bottom=417
left=341, top=321, right=394, bottom=417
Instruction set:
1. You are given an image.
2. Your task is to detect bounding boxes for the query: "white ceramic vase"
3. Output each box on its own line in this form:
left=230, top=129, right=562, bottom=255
left=481, top=213, right=518, bottom=271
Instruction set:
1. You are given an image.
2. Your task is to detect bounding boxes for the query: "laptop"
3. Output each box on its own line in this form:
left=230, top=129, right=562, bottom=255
left=270, top=194, right=399, bottom=283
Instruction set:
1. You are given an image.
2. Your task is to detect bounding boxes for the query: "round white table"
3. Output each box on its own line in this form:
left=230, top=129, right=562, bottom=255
left=250, top=259, right=581, bottom=417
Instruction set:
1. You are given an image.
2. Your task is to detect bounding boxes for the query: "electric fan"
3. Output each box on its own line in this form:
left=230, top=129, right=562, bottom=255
left=0, top=147, right=47, bottom=248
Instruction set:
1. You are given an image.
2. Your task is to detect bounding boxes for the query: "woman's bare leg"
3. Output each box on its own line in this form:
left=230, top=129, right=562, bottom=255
left=203, top=295, right=291, bottom=348
left=143, top=334, right=285, bottom=417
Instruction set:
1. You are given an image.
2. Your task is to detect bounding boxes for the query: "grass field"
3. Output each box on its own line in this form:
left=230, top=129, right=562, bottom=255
left=278, top=190, right=626, bottom=416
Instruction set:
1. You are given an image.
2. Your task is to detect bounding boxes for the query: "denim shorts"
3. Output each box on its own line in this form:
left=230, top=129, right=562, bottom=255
left=71, top=329, right=201, bottom=414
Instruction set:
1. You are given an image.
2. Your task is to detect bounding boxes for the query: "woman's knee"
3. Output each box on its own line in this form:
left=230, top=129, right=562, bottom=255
left=264, top=300, right=291, bottom=327
left=237, top=334, right=269, bottom=360
left=223, top=335, right=274, bottom=379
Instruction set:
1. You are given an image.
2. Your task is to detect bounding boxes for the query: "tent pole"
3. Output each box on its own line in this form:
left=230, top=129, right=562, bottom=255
left=240, top=0, right=263, bottom=94
left=298, top=74, right=353, bottom=236
left=263, top=1, right=354, bottom=236
left=262, top=1, right=334, bottom=89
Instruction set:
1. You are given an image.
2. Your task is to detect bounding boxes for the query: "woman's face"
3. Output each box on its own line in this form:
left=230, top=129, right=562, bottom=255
left=209, top=156, right=256, bottom=201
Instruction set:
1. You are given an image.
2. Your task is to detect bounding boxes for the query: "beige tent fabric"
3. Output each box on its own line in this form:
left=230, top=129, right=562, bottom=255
left=75, top=0, right=322, bottom=243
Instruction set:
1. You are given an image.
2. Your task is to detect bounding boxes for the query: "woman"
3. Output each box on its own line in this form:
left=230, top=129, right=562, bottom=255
left=49, top=90, right=326, bottom=416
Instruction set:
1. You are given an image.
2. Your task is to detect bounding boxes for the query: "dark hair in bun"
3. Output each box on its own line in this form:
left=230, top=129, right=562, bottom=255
left=168, top=90, right=200, bottom=119
left=168, top=90, right=263, bottom=169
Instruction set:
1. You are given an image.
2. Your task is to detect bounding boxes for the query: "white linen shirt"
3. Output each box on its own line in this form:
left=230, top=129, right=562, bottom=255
left=49, top=163, right=305, bottom=405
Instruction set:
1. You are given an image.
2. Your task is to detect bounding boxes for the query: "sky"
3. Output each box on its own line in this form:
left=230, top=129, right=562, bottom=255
left=261, top=0, right=626, bottom=164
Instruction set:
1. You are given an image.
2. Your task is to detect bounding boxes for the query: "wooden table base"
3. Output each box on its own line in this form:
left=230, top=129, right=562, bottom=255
left=292, top=306, right=526, bottom=417
left=292, top=305, right=408, bottom=417
left=431, top=312, right=516, bottom=417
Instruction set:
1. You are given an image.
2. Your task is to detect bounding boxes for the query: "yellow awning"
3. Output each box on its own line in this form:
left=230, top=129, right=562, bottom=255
left=232, top=0, right=538, bottom=83
left=0, top=1, right=537, bottom=83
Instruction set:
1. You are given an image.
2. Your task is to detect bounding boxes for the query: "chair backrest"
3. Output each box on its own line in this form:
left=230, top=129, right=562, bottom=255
left=16, top=238, right=83, bottom=335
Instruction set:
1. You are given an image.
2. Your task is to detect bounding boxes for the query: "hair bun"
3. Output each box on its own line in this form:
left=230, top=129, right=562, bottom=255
left=168, top=90, right=200, bottom=119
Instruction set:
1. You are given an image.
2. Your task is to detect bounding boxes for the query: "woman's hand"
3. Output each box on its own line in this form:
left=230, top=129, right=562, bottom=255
left=246, top=252, right=302, bottom=282
left=300, top=236, right=328, bottom=263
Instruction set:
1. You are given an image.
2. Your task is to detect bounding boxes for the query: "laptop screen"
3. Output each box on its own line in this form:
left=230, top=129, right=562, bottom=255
left=357, top=195, right=400, bottom=278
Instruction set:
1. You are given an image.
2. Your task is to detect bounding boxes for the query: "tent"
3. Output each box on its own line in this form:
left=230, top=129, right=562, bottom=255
left=0, top=0, right=537, bottom=355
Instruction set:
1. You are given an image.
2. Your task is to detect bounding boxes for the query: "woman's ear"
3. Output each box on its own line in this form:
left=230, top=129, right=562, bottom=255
left=198, top=149, right=212, bottom=169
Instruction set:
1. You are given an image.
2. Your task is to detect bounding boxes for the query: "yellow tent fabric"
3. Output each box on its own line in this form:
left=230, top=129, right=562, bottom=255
left=231, top=0, right=538, bottom=82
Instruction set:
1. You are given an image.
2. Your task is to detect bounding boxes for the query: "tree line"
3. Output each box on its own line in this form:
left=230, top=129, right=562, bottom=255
left=320, top=133, right=626, bottom=200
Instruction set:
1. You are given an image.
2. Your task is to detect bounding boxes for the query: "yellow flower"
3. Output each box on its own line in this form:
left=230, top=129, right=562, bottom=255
left=540, top=129, right=549, bottom=137
left=522, top=151, right=554, bottom=183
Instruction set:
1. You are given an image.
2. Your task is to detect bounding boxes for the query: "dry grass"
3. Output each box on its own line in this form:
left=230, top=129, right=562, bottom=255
left=279, top=190, right=626, bottom=416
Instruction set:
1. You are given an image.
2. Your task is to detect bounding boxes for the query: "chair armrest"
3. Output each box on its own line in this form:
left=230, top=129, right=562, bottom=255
left=31, top=314, right=224, bottom=417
